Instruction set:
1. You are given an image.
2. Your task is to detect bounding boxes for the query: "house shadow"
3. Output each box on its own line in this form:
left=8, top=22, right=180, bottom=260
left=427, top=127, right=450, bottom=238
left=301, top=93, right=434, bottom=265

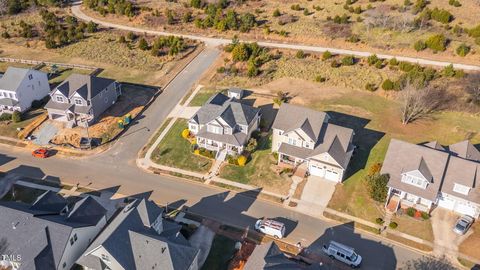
left=0, top=153, right=15, bottom=167
left=6, top=165, right=62, bottom=187
left=326, top=111, right=385, bottom=179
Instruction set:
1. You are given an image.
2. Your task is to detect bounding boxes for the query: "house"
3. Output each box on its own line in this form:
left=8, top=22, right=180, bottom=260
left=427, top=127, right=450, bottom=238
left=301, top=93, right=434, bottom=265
left=0, top=190, right=108, bottom=270
left=77, top=198, right=199, bottom=270
left=188, top=92, right=261, bottom=157
left=383, top=139, right=480, bottom=217
left=45, top=74, right=121, bottom=128
left=271, top=103, right=354, bottom=182
left=0, top=67, right=50, bottom=113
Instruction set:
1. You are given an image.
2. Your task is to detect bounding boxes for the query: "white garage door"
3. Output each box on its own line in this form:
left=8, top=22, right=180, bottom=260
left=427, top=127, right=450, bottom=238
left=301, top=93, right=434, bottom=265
left=325, top=170, right=340, bottom=182
left=454, top=202, right=477, bottom=217
left=309, top=164, right=325, bottom=177
left=438, top=196, right=455, bottom=210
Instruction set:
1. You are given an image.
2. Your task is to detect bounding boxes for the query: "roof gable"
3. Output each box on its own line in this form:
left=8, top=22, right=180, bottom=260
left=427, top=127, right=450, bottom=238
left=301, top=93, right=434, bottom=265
left=0, top=67, right=32, bottom=92
left=449, top=140, right=480, bottom=162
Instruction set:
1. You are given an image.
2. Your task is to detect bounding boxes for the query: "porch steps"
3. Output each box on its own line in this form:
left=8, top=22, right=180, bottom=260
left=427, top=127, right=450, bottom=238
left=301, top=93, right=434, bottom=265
left=215, top=149, right=227, bottom=161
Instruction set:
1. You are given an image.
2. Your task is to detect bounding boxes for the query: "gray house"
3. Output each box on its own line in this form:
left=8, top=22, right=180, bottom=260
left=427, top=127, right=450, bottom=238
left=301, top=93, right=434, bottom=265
left=77, top=198, right=199, bottom=270
left=271, top=103, right=355, bottom=182
left=188, top=92, right=261, bottom=158
left=45, top=74, right=121, bottom=128
left=0, top=190, right=108, bottom=270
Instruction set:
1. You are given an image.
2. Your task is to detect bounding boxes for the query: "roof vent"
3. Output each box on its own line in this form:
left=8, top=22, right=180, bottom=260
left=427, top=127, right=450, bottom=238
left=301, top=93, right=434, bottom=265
left=12, top=222, right=19, bottom=229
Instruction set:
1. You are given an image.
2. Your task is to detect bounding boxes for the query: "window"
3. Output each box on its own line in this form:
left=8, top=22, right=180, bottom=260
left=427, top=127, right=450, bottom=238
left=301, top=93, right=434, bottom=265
left=401, top=174, right=427, bottom=189
left=0, top=92, right=3, bottom=97
left=305, top=143, right=309, bottom=148
left=74, top=98, right=83, bottom=105
left=73, top=233, right=77, bottom=241
left=62, top=262, right=66, bottom=268
left=8, top=93, right=13, bottom=98
left=453, top=183, right=470, bottom=195
left=56, top=96, right=64, bottom=102
left=278, top=130, right=283, bottom=135
left=70, top=238, right=74, bottom=245
left=38, top=81, right=41, bottom=86
left=288, top=138, right=296, bottom=146
left=28, top=74, right=33, bottom=80
left=101, top=254, right=110, bottom=263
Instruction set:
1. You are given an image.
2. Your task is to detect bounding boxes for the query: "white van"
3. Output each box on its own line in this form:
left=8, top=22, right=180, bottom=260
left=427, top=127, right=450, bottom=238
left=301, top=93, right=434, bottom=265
left=322, top=241, right=362, bottom=268
left=254, top=219, right=285, bottom=239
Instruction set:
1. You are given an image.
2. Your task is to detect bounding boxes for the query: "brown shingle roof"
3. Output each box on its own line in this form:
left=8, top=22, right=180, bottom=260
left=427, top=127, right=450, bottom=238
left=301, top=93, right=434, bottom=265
left=448, top=140, right=480, bottom=162
left=441, top=156, right=480, bottom=204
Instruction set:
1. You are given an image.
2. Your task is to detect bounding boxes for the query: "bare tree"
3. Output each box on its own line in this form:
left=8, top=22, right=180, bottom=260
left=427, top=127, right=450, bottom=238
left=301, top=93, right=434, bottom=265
left=0, top=0, right=7, bottom=15
left=400, top=83, right=446, bottom=125
left=465, top=73, right=480, bottom=106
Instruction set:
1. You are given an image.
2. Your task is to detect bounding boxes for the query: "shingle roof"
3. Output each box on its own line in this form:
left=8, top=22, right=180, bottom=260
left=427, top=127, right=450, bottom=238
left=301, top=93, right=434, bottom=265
left=272, top=103, right=328, bottom=142
left=44, top=99, right=73, bottom=111
left=0, top=67, right=30, bottom=92
left=30, top=190, right=67, bottom=214
left=243, top=241, right=302, bottom=270
left=54, top=74, right=115, bottom=100
left=196, top=126, right=248, bottom=146
left=423, top=141, right=446, bottom=151
left=449, top=140, right=480, bottom=162
left=0, top=98, right=19, bottom=106
left=381, top=139, right=450, bottom=201
left=442, top=156, right=480, bottom=203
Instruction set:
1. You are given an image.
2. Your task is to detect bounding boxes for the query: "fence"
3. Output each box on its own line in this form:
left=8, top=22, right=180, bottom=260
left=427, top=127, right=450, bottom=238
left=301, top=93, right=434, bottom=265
left=0, top=57, right=98, bottom=71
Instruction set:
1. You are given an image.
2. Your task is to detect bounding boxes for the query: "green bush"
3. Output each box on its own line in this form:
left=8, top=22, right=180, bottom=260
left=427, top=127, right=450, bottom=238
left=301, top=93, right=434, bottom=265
left=389, top=58, right=399, bottom=66
left=322, top=50, right=333, bottom=60
left=442, top=64, right=456, bottom=77
left=430, top=8, right=453, bottom=24
left=421, top=211, right=430, bottom=220
left=375, top=218, right=384, bottom=224
left=456, top=43, right=470, bottom=57
left=0, top=113, right=12, bottom=122
left=273, top=8, right=281, bottom=17
left=138, top=38, right=149, bottom=50
left=374, top=60, right=384, bottom=69
left=389, top=222, right=398, bottom=229
left=406, top=207, right=416, bottom=217
left=399, top=61, right=415, bottom=72
left=367, top=54, right=379, bottom=66
left=12, top=111, right=21, bottom=123
left=382, top=79, right=394, bottom=90
left=365, top=173, right=389, bottom=203
left=331, top=60, right=340, bottom=68
left=449, top=0, right=461, bottom=7
left=425, top=34, right=447, bottom=52
left=469, top=24, right=480, bottom=38
left=341, top=55, right=355, bottom=66
left=414, top=40, right=426, bottom=51
left=315, top=75, right=326, bottom=82
left=347, top=34, right=360, bottom=43
left=295, top=50, right=306, bottom=59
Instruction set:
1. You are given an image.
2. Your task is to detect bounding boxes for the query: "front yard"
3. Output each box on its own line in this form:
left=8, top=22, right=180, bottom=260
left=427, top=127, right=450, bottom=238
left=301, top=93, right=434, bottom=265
left=459, top=223, right=480, bottom=260
left=219, top=136, right=292, bottom=196
left=391, top=214, right=434, bottom=242
left=151, top=119, right=213, bottom=173
left=0, top=109, right=45, bottom=138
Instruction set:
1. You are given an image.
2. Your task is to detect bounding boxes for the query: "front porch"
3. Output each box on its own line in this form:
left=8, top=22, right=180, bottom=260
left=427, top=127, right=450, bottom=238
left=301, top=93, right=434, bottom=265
left=385, top=188, right=432, bottom=213
left=277, top=153, right=304, bottom=167
left=196, top=137, right=242, bottom=155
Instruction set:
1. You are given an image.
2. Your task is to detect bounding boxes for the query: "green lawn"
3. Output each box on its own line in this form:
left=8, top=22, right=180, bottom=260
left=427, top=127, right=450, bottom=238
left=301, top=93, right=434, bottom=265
left=188, top=88, right=221, bottom=106
left=0, top=109, right=45, bottom=138
left=391, top=214, right=434, bottom=242
left=201, top=235, right=237, bottom=270
left=151, top=119, right=212, bottom=173
left=219, top=136, right=292, bottom=195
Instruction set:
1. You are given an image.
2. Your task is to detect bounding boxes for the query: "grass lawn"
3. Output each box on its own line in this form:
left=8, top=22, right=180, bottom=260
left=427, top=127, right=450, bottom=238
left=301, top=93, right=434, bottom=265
left=151, top=119, right=212, bottom=173
left=1, top=185, right=46, bottom=204
left=188, top=88, right=219, bottom=106
left=391, top=214, right=434, bottom=242
left=0, top=109, right=45, bottom=138
left=201, top=235, right=237, bottom=270
left=219, top=136, right=292, bottom=195
left=459, top=223, right=480, bottom=260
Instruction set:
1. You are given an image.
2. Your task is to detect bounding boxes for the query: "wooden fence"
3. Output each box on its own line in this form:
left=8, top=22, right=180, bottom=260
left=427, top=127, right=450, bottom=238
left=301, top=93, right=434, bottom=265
left=0, top=57, right=98, bottom=71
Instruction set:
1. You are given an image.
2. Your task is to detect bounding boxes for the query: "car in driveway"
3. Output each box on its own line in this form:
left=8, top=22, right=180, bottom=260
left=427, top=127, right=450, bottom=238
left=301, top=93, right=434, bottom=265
left=32, top=148, right=51, bottom=158
left=453, top=215, right=474, bottom=235
left=254, top=218, right=285, bottom=239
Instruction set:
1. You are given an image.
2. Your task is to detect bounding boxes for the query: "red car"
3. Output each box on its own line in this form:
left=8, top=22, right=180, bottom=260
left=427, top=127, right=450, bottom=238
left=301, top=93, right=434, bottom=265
left=32, top=148, right=50, bottom=158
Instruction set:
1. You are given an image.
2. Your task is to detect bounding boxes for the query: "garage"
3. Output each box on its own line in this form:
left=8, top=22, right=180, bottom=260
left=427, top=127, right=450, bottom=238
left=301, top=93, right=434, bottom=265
left=438, top=195, right=455, bottom=210
left=325, top=170, right=340, bottom=182
left=50, top=113, right=68, bottom=122
left=309, top=164, right=325, bottom=177
left=454, top=201, right=478, bottom=217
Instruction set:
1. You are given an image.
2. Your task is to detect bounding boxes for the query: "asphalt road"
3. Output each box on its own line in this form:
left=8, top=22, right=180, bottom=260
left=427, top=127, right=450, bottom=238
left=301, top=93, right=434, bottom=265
left=71, top=3, right=480, bottom=71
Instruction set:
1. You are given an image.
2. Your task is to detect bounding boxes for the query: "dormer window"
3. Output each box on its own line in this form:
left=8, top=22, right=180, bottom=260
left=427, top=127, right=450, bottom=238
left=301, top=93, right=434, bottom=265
left=74, top=98, right=83, bottom=105
left=401, top=173, right=428, bottom=189
left=453, top=183, right=470, bottom=195
left=56, top=95, right=64, bottom=103
left=288, top=138, right=297, bottom=146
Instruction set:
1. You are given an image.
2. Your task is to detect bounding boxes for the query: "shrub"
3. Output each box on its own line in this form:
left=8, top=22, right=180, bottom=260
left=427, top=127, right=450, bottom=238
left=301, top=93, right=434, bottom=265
left=365, top=83, right=377, bottom=91
left=430, top=8, right=453, bottom=24
left=374, top=60, right=384, bottom=69
left=414, top=210, right=422, bottom=218
left=367, top=54, right=379, bottom=66
left=347, top=34, right=360, bottom=43
left=365, top=173, right=389, bottom=203
left=382, top=79, right=394, bottom=90
left=368, top=162, right=382, bottom=176
left=375, top=218, right=384, bottom=224
left=138, top=38, right=149, bottom=50
left=118, top=35, right=126, bottom=43
left=456, top=43, right=470, bottom=57
left=406, top=207, right=416, bottom=217
left=245, top=137, right=258, bottom=152
left=449, top=0, right=461, bottom=7
left=470, top=24, right=480, bottom=38
left=442, top=64, right=456, bottom=77
left=86, top=21, right=98, bottom=33
left=237, top=155, right=247, bottom=166
left=414, top=40, right=426, bottom=51
left=12, top=111, right=21, bottom=123
left=331, top=60, right=340, bottom=68
left=0, top=113, right=11, bottom=122
left=295, top=50, right=306, bottom=59
left=315, top=75, right=326, bottom=82
left=341, top=55, right=355, bottom=66
left=425, top=34, right=447, bottom=52
left=399, top=61, right=414, bottom=72
left=322, top=50, right=333, bottom=60
left=389, top=222, right=398, bottom=229
left=181, top=129, right=190, bottom=139
left=389, top=58, right=399, bottom=66
left=273, top=9, right=281, bottom=17
left=1, top=32, right=10, bottom=39
left=127, top=31, right=136, bottom=40
left=194, top=149, right=200, bottom=155
left=421, top=211, right=430, bottom=220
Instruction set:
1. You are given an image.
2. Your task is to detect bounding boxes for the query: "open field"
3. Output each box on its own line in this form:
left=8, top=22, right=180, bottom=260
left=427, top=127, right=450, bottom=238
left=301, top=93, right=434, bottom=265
left=81, top=0, right=480, bottom=65
left=151, top=119, right=213, bottom=173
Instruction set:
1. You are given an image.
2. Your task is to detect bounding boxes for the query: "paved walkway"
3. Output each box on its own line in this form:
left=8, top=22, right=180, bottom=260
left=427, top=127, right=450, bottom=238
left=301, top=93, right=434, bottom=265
left=71, top=4, right=480, bottom=71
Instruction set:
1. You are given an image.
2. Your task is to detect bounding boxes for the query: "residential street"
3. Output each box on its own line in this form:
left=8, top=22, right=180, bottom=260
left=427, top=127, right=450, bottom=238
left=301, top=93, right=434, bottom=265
left=71, top=3, right=480, bottom=71
left=0, top=46, right=430, bottom=269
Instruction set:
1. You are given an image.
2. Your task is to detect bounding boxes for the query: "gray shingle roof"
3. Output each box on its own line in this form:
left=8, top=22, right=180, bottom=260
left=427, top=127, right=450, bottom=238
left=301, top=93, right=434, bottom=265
left=0, top=98, right=19, bottom=106
left=0, top=67, right=31, bottom=92
left=44, top=100, right=73, bottom=111
left=196, top=126, right=248, bottom=146
left=78, top=198, right=198, bottom=270
left=54, top=74, right=115, bottom=100
left=244, top=241, right=302, bottom=270
left=381, top=139, right=450, bottom=201
left=423, top=141, right=446, bottom=151
left=442, top=156, right=480, bottom=204
left=30, top=190, right=67, bottom=214
left=449, top=140, right=480, bottom=162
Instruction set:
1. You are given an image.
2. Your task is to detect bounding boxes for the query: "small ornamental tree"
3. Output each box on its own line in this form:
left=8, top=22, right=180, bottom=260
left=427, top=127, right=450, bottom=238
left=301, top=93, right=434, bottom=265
left=365, top=173, right=389, bottom=203
left=12, top=111, right=21, bottom=123
left=237, top=155, right=247, bottom=166
left=382, top=79, right=395, bottom=90
left=181, top=129, right=190, bottom=139
left=425, top=34, right=447, bottom=52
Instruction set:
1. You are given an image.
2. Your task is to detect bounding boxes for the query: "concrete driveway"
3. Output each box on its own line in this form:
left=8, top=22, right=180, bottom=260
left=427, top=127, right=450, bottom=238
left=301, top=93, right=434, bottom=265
left=33, top=122, right=58, bottom=146
left=431, top=208, right=472, bottom=258
left=296, top=176, right=336, bottom=216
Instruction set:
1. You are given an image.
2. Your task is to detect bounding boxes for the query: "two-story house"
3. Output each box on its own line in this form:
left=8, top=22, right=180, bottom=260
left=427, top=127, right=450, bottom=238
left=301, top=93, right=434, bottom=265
left=45, top=74, right=120, bottom=127
left=77, top=198, right=199, bottom=270
left=271, top=103, right=355, bottom=182
left=0, top=190, right=107, bottom=270
left=383, top=139, right=480, bottom=217
left=188, top=92, right=261, bottom=157
left=0, top=67, right=50, bottom=113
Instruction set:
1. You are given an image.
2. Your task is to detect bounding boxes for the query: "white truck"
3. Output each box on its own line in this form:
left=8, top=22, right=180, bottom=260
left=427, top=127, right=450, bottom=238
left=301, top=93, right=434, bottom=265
left=254, top=219, right=285, bottom=239
left=322, top=241, right=362, bottom=268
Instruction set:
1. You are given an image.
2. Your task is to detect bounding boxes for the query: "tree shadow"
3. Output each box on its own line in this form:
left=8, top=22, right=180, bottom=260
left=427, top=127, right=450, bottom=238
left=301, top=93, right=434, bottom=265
left=398, top=255, right=456, bottom=270
left=326, top=111, right=385, bottom=179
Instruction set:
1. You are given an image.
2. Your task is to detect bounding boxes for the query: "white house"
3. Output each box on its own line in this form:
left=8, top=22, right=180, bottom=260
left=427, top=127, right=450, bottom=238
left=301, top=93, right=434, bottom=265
left=271, top=103, right=354, bottom=182
left=0, top=67, right=50, bottom=113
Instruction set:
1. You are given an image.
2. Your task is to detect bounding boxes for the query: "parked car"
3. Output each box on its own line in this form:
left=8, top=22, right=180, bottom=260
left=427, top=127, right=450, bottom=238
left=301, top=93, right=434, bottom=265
left=453, top=215, right=474, bottom=235
left=254, top=218, right=285, bottom=239
left=32, top=148, right=50, bottom=158
left=322, top=241, right=362, bottom=268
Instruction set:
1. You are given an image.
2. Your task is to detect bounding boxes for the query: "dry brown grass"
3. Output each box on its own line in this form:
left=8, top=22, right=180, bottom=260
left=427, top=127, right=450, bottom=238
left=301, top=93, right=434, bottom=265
left=459, top=223, right=480, bottom=260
